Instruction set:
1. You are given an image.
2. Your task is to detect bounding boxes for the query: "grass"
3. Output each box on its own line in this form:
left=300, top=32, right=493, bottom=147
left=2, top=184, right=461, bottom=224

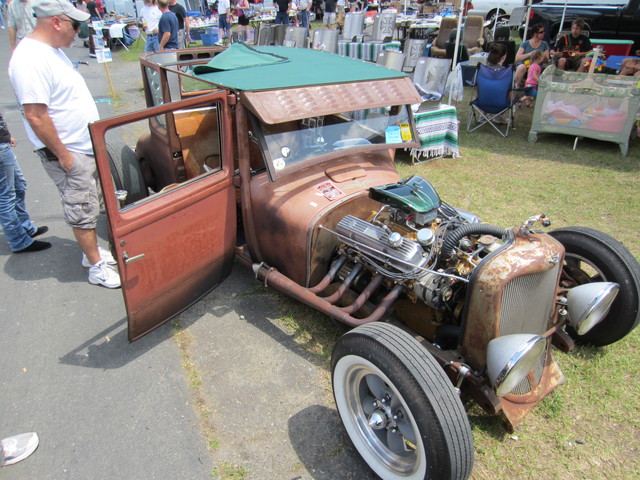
left=211, top=462, right=249, bottom=480
left=171, top=321, right=221, bottom=457
left=270, top=297, right=345, bottom=366
left=114, top=38, right=640, bottom=480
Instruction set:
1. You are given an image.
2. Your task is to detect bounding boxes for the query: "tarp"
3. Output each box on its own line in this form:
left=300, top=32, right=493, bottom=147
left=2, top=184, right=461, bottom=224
left=193, top=43, right=289, bottom=72
left=192, top=43, right=407, bottom=92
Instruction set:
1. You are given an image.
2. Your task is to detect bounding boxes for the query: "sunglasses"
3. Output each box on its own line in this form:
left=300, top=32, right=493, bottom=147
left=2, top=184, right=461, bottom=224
left=58, top=16, right=81, bottom=31
left=537, top=31, right=545, bottom=34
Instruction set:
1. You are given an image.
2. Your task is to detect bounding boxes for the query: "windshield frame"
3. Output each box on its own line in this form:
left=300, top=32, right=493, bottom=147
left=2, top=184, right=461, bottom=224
left=248, top=104, right=418, bottom=181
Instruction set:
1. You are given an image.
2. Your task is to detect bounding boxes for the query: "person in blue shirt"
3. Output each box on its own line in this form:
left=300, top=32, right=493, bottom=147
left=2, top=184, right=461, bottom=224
left=275, top=0, right=291, bottom=25
left=158, top=0, right=178, bottom=50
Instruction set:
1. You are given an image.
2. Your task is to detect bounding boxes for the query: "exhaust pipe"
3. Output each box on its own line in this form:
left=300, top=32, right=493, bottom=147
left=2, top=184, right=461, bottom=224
left=252, top=262, right=404, bottom=327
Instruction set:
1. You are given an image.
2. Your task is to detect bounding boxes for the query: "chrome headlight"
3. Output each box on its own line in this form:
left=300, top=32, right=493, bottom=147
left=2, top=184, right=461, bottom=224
left=487, top=334, right=547, bottom=397
left=566, top=282, right=619, bottom=335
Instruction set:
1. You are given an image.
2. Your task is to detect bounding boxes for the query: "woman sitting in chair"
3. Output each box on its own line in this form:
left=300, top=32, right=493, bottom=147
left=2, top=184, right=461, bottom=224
left=486, top=43, right=507, bottom=72
left=514, top=23, right=549, bottom=87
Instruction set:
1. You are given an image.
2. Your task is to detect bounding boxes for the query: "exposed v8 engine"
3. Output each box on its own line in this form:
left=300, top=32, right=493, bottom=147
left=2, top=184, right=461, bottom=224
left=331, top=175, right=508, bottom=315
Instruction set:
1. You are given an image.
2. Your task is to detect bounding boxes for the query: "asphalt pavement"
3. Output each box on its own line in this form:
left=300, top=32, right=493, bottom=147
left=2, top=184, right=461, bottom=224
left=0, top=34, right=374, bottom=480
left=0, top=35, right=214, bottom=480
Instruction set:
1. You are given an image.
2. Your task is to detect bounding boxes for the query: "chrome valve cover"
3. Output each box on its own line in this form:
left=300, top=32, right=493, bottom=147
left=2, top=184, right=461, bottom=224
left=336, top=215, right=427, bottom=274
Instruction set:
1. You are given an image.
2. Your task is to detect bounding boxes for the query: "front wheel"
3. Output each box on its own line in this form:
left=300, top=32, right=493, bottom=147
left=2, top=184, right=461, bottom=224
left=331, top=323, right=473, bottom=480
left=549, top=227, right=640, bottom=346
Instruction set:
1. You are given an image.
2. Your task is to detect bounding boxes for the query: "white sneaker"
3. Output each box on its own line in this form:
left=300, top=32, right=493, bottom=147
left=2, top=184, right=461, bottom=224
left=1, top=432, right=39, bottom=466
left=82, top=245, right=117, bottom=268
left=88, top=260, right=121, bottom=289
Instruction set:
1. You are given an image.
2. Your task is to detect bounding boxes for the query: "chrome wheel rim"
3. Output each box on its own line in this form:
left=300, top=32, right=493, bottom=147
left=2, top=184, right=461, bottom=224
left=335, top=356, right=425, bottom=477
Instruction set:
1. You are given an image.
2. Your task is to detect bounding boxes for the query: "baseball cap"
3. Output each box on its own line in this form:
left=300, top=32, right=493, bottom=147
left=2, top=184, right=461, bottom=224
left=32, top=0, right=91, bottom=22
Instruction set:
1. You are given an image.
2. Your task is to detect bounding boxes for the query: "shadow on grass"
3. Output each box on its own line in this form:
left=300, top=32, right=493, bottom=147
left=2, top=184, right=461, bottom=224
left=566, top=342, right=609, bottom=361
left=466, top=403, right=510, bottom=441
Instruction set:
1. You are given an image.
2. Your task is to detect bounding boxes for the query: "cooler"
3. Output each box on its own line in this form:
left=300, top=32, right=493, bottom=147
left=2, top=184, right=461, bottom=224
left=590, top=39, right=634, bottom=57
left=201, top=29, right=219, bottom=46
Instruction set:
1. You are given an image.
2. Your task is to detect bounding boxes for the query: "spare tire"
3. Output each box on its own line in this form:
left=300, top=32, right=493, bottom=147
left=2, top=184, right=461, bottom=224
left=106, top=141, right=148, bottom=206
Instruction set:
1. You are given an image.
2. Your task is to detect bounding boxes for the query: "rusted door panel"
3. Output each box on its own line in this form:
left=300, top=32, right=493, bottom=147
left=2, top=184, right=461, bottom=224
left=89, top=92, right=236, bottom=341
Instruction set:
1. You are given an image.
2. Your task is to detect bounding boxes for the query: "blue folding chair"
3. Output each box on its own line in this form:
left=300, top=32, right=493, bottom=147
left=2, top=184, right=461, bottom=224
left=467, top=64, right=518, bottom=137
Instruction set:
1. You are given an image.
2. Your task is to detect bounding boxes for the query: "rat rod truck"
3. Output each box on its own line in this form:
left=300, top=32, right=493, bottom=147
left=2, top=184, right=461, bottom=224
left=88, top=44, right=640, bottom=480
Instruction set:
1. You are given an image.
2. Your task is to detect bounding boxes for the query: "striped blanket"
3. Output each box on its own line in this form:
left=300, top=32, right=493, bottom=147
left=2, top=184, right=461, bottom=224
left=411, top=104, right=460, bottom=162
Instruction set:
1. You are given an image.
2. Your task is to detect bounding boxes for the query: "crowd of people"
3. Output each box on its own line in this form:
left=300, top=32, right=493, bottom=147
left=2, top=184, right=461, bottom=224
left=139, top=0, right=190, bottom=50
left=484, top=17, right=639, bottom=109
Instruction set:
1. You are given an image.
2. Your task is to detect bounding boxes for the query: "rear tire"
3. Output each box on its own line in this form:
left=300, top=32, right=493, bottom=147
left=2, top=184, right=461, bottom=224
left=549, top=227, right=640, bottom=346
left=332, top=323, right=473, bottom=480
left=106, top=141, right=148, bottom=206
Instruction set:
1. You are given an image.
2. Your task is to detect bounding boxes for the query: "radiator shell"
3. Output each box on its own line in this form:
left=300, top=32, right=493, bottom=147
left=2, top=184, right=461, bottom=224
left=461, top=232, right=564, bottom=372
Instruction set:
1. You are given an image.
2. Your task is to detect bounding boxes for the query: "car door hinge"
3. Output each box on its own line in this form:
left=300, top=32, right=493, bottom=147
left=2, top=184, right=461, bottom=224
left=227, top=93, right=237, bottom=105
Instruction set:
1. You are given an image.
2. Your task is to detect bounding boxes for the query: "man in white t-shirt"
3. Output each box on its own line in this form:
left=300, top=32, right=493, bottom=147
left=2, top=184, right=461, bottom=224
left=217, top=0, right=230, bottom=41
left=9, top=0, right=121, bottom=289
left=140, top=0, right=162, bottom=52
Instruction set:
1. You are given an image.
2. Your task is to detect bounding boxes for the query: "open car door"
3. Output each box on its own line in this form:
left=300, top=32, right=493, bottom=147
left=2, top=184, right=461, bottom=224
left=89, top=92, right=236, bottom=341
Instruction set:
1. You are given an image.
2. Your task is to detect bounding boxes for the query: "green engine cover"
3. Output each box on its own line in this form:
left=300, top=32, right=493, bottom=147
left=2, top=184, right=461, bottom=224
left=369, top=175, right=441, bottom=214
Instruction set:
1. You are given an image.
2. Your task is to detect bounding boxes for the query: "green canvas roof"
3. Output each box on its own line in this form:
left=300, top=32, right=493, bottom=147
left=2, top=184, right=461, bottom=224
left=192, top=43, right=408, bottom=92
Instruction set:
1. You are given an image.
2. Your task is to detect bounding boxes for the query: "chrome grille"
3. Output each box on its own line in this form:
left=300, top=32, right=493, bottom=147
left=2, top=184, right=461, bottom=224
left=499, top=264, right=560, bottom=395
left=499, top=265, right=560, bottom=336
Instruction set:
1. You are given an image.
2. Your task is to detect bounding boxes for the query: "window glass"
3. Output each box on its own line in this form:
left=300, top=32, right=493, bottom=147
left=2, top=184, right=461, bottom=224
left=103, top=104, right=223, bottom=211
left=254, top=106, right=413, bottom=179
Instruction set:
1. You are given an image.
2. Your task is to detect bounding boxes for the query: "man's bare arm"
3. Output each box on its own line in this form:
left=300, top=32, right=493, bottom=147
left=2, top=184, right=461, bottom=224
left=159, top=31, right=170, bottom=49
left=9, top=27, right=18, bottom=51
left=23, top=103, right=75, bottom=171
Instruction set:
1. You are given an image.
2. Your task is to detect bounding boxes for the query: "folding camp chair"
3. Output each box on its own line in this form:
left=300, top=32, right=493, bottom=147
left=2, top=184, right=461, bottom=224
left=488, top=27, right=516, bottom=66
left=467, top=64, right=518, bottom=137
left=108, top=23, right=130, bottom=51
